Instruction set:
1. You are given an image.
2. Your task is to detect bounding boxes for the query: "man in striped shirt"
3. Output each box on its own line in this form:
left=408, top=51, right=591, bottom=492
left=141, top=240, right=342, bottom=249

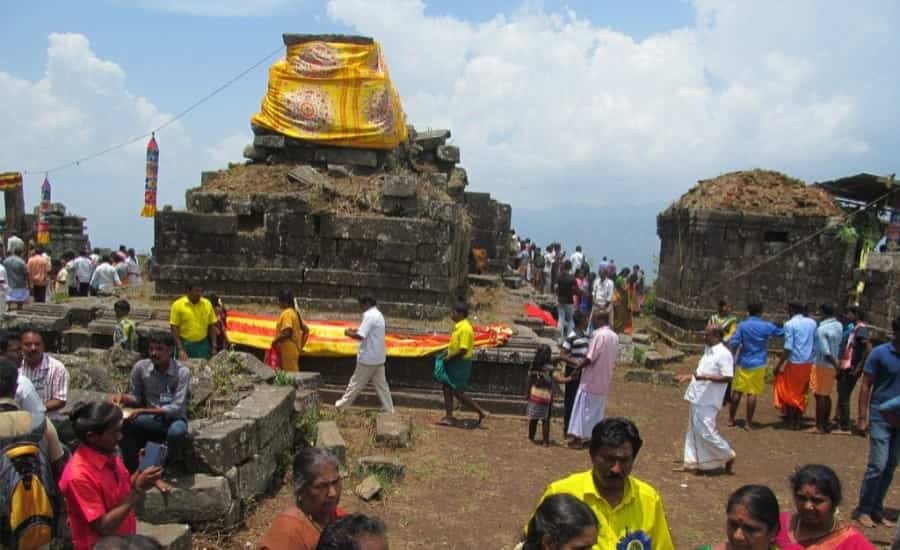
left=560, top=310, right=590, bottom=442
left=20, top=329, right=69, bottom=420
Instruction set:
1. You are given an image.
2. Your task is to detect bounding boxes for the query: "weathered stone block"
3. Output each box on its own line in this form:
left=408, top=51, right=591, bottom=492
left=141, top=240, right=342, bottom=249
left=355, top=475, right=382, bottom=501
left=375, top=242, right=417, bottom=262
left=286, top=371, right=322, bottom=390
left=140, top=474, right=234, bottom=526
left=411, top=129, right=450, bottom=151
left=294, top=388, right=321, bottom=416
left=156, top=212, right=238, bottom=235
left=254, top=135, right=285, bottom=149
left=287, top=165, right=330, bottom=187
left=383, top=175, right=417, bottom=198
left=209, top=350, right=276, bottom=384
left=314, top=148, right=378, bottom=168
left=232, top=385, right=295, bottom=446
left=436, top=145, right=460, bottom=163
left=320, top=215, right=450, bottom=245
left=357, top=455, right=405, bottom=480
left=316, top=421, right=347, bottom=465
left=138, top=522, right=191, bottom=550
left=235, top=452, right=278, bottom=500
left=375, top=413, right=411, bottom=448
left=191, top=418, right=257, bottom=474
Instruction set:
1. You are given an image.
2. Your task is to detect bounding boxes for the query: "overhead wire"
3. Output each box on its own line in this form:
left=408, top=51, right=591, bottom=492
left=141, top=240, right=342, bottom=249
left=22, top=44, right=284, bottom=176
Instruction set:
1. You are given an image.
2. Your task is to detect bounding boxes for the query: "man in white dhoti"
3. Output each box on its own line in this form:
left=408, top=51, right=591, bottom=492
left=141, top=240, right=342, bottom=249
left=567, top=310, right=619, bottom=448
left=676, top=326, right=736, bottom=473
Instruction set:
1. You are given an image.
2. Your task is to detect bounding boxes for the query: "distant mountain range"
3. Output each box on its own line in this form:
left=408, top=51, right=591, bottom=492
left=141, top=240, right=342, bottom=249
left=511, top=201, right=667, bottom=281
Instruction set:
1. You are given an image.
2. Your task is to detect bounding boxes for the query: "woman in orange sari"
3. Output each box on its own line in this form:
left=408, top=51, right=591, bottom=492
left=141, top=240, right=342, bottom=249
left=774, top=464, right=873, bottom=549
left=259, top=448, right=345, bottom=550
left=273, top=289, right=310, bottom=372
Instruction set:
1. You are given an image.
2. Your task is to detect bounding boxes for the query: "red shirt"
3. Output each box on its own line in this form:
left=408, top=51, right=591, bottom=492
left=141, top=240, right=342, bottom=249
left=59, top=444, right=136, bottom=550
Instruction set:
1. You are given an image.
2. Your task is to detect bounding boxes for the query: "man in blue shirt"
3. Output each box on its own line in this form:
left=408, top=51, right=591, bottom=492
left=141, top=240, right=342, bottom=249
left=855, top=315, right=900, bottom=528
left=728, top=303, right=784, bottom=429
left=773, top=303, right=818, bottom=429
left=811, top=303, right=843, bottom=434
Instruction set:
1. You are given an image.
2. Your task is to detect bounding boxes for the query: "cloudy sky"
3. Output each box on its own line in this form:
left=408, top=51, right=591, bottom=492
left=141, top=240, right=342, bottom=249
left=2, top=0, right=898, bottom=260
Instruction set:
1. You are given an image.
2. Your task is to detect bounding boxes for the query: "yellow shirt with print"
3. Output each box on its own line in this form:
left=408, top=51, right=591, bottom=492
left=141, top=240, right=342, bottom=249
left=536, top=470, right=674, bottom=550
left=169, top=296, right=216, bottom=343
left=448, top=319, right=474, bottom=360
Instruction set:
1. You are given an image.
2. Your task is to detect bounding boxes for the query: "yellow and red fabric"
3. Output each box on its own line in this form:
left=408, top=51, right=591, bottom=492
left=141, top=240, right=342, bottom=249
left=251, top=39, right=408, bottom=149
left=226, top=310, right=512, bottom=358
left=37, top=176, right=51, bottom=245
left=0, top=172, right=23, bottom=191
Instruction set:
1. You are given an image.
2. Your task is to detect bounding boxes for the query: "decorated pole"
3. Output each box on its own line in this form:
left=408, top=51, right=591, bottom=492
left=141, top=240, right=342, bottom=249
left=36, top=175, right=51, bottom=245
left=0, top=172, right=26, bottom=241
left=140, top=133, right=158, bottom=217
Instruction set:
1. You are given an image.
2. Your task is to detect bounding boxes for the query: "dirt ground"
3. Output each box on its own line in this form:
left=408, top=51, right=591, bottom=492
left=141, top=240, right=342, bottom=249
left=196, top=362, right=899, bottom=549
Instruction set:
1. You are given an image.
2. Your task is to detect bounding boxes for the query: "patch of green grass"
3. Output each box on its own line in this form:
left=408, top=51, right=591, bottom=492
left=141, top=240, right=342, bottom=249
left=294, top=406, right=321, bottom=447
left=273, top=369, right=291, bottom=386
left=633, top=346, right=646, bottom=364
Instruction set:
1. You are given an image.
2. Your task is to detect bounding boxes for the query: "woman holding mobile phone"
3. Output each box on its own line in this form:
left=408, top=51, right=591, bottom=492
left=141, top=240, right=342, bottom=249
left=59, top=402, right=162, bottom=550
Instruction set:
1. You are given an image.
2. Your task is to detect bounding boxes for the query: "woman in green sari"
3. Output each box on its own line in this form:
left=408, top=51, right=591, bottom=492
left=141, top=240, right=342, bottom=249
left=697, top=484, right=780, bottom=550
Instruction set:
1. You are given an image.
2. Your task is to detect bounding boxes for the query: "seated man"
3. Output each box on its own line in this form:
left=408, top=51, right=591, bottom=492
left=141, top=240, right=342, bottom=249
left=20, top=329, right=69, bottom=420
left=530, top=417, right=674, bottom=549
left=112, top=332, right=190, bottom=474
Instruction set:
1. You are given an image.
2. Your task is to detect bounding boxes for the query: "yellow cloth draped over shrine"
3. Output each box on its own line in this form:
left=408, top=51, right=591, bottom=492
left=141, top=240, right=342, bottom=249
left=251, top=39, right=408, bottom=149
left=226, top=311, right=512, bottom=358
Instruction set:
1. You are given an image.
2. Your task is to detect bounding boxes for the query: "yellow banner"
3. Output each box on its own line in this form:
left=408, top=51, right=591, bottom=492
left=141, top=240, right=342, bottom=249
left=251, top=39, right=408, bottom=149
left=226, top=311, right=512, bottom=358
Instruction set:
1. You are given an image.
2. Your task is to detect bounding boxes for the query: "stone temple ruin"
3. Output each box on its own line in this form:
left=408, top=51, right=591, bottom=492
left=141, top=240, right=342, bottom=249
left=154, top=34, right=512, bottom=317
left=0, top=201, right=90, bottom=259
left=654, top=170, right=855, bottom=343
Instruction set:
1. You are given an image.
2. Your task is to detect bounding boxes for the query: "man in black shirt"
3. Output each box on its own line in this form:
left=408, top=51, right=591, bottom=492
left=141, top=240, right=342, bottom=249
left=556, top=260, right=576, bottom=341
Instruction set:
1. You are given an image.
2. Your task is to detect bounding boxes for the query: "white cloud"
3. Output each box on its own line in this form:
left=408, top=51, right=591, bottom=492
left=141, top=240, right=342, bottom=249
left=0, top=33, right=192, bottom=252
left=127, top=0, right=291, bottom=17
left=205, top=131, right=253, bottom=169
left=326, top=0, right=899, bottom=207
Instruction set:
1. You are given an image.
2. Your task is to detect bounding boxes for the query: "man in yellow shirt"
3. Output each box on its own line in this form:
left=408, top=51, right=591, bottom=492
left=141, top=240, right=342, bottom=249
left=169, top=284, right=217, bottom=359
left=434, top=303, right=489, bottom=427
left=531, top=417, right=674, bottom=550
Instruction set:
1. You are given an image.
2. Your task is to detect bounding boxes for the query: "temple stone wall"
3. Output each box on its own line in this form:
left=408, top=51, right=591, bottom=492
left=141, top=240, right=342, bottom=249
left=465, top=191, right=512, bottom=272
left=857, top=252, right=899, bottom=335
left=655, top=209, right=856, bottom=339
left=0, top=202, right=90, bottom=258
left=154, top=191, right=471, bottom=318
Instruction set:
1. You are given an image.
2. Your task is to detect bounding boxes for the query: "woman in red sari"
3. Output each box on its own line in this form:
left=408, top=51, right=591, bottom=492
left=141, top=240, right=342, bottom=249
left=774, top=464, right=873, bottom=549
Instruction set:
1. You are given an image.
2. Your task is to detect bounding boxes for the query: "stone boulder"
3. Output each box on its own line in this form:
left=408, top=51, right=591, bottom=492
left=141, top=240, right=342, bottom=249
left=140, top=474, right=238, bottom=528
left=375, top=413, right=411, bottom=448
left=209, top=350, right=276, bottom=384
left=138, top=522, right=191, bottom=550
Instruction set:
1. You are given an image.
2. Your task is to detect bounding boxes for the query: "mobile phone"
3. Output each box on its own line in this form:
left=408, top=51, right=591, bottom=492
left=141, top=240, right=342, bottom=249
left=138, top=442, right=168, bottom=471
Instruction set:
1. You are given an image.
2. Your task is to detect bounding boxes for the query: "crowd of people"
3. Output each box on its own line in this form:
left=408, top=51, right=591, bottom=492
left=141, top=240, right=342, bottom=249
left=0, top=236, right=147, bottom=312
left=507, top=233, right=647, bottom=340
left=3, top=226, right=900, bottom=549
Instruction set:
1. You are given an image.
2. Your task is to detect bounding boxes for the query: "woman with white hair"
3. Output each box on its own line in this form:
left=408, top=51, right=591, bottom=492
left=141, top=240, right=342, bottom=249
left=259, top=448, right=345, bottom=550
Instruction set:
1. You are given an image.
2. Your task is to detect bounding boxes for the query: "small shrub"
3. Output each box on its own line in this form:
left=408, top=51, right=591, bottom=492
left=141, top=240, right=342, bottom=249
left=274, top=369, right=291, bottom=386
left=295, top=407, right=320, bottom=447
